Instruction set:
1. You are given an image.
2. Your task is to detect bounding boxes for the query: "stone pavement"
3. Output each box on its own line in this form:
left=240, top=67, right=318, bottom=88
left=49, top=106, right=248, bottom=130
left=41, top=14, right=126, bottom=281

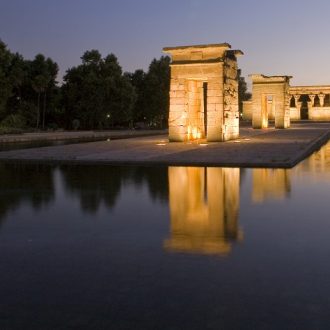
left=0, top=123, right=330, bottom=168
left=0, top=129, right=165, bottom=143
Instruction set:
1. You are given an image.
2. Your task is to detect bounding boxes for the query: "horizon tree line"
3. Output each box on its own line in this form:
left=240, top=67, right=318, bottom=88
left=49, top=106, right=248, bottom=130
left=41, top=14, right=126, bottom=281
left=0, top=39, right=250, bottom=132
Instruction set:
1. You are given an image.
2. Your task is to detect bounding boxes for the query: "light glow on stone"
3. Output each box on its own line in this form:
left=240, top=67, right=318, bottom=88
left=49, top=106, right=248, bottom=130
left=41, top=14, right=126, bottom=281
left=187, top=125, right=201, bottom=141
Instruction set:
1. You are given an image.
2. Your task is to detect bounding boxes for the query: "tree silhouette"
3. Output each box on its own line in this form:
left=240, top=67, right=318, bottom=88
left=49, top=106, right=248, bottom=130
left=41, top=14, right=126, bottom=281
left=237, top=69, right=251, bottom=114
left=62, top=50, right=136, bottom=129
left=0, top=163, right=55, bottom=224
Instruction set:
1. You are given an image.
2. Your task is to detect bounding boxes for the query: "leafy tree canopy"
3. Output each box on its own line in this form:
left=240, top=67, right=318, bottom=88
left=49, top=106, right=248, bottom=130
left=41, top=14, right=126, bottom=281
left=62, top=50, right=136, bottom=129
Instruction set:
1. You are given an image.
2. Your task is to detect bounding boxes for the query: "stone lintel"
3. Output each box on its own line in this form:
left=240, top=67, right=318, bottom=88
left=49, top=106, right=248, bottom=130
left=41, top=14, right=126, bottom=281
left=290, top=85, right=330, bottom=95
left=170, top=58, right=224, bottom=66
left=163, top=43, right=231, bottom=52
left=250, top=74, right=292, bottom=84
left=163, top=43, right=243, bottom=64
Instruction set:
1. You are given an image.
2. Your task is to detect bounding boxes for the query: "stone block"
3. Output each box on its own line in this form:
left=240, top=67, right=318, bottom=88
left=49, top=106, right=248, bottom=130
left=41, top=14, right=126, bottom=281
left=170, top=97, right=185, bottom=106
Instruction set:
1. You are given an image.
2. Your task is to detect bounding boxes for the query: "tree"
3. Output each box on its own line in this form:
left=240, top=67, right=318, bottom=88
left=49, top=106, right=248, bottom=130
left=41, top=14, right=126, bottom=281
left=125, top=69, right=147, bottom=124
left=8, top=53, right=26, bottom=109
left=62, top=50, right=136, bottom=129
left=63, top=49, right=107, bottom=129
left=0, top=40, right=58, bottom=131
left=30, top=54, right=58, bottom=129
left=0, top=40, right=14, bottom=121
left=143, top=56, right=170, bottom=128
left=238, top=69, right=251, bottom=114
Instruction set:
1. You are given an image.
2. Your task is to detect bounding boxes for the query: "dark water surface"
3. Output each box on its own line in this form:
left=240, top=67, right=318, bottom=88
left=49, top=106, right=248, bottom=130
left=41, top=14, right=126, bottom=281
left=1, top=142, right=330, bottom=329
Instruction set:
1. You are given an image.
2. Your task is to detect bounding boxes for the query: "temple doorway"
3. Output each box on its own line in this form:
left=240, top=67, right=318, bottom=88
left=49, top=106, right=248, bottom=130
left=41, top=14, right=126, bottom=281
left=300, top=95, right=309, bottom=119
left=185, top=80, right=205, bottom=140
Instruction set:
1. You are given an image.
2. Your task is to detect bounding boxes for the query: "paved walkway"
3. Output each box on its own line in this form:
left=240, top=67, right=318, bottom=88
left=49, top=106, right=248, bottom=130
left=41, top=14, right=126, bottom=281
left=0, top=123, right=330, bottom=168
left=0, top=129, right=165, bottom=143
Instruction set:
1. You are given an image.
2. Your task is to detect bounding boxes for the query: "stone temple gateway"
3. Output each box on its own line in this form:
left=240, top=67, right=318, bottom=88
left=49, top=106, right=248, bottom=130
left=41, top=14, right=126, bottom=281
left=163, top=43, right=243, bottom=142
left=249, top=74, right=292, bottom=129
left=243, top=81, right=330, bottom=123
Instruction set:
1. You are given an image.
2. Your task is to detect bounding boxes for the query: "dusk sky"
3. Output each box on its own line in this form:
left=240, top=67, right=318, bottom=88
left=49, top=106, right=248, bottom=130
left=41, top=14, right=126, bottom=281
left=1, top=0, right=330, bottom=88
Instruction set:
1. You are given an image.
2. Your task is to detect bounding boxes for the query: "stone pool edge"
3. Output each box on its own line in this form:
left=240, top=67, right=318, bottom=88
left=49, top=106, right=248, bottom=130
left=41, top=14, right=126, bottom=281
left=289, top=130, right=330, bottom=168
left=0, top=132, right=329, bottom=169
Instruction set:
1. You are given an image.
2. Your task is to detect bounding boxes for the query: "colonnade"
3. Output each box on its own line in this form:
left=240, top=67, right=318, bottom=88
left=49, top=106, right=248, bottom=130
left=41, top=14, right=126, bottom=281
left=289, top=87, right=330, bottom=120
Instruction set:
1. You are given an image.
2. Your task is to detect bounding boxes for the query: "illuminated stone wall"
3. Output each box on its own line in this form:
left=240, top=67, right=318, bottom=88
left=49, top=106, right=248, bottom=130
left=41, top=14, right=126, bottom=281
left=242, top=100, right=253, bottom=120
left=289, top=86, right=330, bottom=120
left=250, top=75, right=292, bottom=129
left=290, top=106, right=301, bottom=120
left=243, top=100, right=275, bottom=121
left=290, top=85, right=330, bottom=121
left=163, top=44, right=243, bottom=142
left=308, top=107, right=330, bottom=120
left=164, top=167, right=241, bottom=255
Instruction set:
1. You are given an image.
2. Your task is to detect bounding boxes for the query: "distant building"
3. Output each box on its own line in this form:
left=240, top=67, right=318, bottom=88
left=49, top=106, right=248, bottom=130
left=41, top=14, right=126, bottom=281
left=243, top=78, right=330, bottom=122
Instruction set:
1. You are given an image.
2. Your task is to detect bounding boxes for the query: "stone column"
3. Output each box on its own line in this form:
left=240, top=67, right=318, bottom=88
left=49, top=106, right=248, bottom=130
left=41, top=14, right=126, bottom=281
left=293, top=95, right=300, bottom=107
left=296, top=101, right=302, bottom=110
left=308, top=94, right=315, bottom=107
left=318, top=93, right=325, bottom=107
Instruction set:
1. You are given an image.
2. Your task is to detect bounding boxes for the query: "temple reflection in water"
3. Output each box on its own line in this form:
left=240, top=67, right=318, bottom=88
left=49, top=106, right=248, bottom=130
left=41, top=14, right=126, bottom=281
left=294, top=140, right=330, bottom=178
left=164, top=167, right=242, bottom=255
left=250, top=141, right=330, bottom=203
left=252, top=169, right=291, bottom=203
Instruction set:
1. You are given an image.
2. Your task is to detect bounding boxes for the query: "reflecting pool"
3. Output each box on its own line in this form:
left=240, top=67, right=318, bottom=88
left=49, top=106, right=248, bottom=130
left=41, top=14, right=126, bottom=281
left=1, top=142, right=330, bottom=329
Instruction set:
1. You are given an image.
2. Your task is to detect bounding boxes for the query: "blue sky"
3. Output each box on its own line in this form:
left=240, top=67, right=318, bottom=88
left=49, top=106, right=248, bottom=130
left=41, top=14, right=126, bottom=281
left=1, top=0, right=330, bottom=88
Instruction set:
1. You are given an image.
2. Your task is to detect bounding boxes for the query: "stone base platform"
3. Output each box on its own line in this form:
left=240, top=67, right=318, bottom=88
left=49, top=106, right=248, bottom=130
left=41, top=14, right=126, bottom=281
left=0, top=123, right=330, bottom=168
